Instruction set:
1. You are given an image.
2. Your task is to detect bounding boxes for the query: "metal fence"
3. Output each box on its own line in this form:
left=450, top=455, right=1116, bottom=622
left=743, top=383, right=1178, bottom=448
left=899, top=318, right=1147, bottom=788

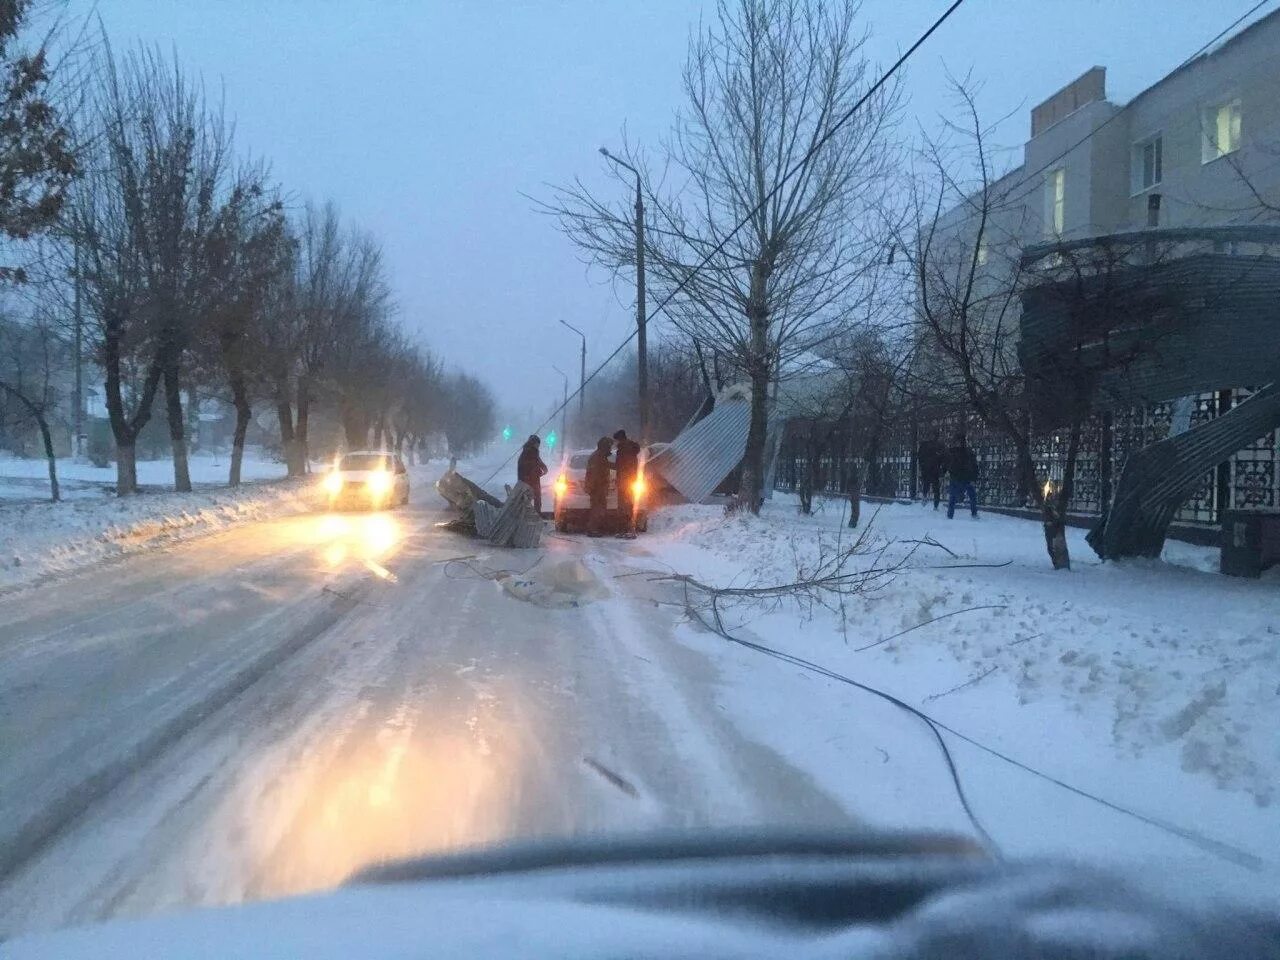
left=775, top=391, right=1280, bottom=525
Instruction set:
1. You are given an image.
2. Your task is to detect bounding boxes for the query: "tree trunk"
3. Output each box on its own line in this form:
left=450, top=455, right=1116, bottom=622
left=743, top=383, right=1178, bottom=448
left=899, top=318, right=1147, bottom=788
left=36, top=414, right=59, bottom=503
left=341, top=403, right=368, bottom=450
left=1042, top=422, right=1082, bottom=571
left=229, top=372, right=252, bottom=488
left=847, top=462, right=862, bottom=528
left=276, top=389, right=303, bottom=478
left=117, top=440, right=138, bottom=496
left=102, top=331, right=161, bottom=496
left=735, top=260, right=772, bottom=514
left=295, top=377, right=311, bottom=473
left=163, top=363, right=192, bottom=493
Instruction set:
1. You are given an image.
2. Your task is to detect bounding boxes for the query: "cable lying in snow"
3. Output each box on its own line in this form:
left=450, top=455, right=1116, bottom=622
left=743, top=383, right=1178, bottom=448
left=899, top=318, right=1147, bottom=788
left=670, top=580, right=1264, bottom=871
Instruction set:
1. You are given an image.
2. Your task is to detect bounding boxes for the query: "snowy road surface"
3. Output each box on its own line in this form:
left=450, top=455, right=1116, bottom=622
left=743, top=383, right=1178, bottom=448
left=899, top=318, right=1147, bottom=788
left=0, top=487, right=850, bottom=937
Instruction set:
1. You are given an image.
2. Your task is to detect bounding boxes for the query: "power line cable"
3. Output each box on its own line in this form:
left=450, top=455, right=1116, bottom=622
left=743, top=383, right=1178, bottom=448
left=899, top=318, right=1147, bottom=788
left=682, top=586, right=1263, bottom=870
left=483, top=0, right=968, bottom=486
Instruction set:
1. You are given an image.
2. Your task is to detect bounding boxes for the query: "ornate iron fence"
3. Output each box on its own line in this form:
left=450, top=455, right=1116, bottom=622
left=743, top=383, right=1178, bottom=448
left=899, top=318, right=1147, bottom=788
left=775, top=396, right=1280, bottom=526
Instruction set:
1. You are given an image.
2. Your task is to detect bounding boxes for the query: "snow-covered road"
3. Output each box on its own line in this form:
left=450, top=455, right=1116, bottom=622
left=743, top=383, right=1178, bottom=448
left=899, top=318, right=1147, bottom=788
left=0, top=488, right=851, bottom=938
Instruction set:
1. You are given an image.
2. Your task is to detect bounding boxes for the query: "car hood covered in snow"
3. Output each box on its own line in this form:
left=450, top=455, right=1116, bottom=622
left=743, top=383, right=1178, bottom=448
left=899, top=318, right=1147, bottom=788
left=8, top=830, right=1277, bottom=959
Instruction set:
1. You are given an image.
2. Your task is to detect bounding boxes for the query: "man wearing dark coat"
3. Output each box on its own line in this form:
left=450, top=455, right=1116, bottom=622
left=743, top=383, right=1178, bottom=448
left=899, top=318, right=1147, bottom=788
left=517, top=434, right=548, bottom=514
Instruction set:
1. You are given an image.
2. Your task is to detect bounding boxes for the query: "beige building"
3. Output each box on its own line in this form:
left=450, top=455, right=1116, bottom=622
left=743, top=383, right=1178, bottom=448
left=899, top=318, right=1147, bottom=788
left=910, top=10, right=1280, bottom=524
left=945, top=9, right=1280, bottom=255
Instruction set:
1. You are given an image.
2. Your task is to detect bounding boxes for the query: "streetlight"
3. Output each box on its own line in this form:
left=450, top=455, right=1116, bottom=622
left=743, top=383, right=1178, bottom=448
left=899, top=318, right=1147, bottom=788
left=551, top=364, right=569, bottom=450
left=599, top=146, right=648, bottom=441
left=559, top=319, right=586, bottom=417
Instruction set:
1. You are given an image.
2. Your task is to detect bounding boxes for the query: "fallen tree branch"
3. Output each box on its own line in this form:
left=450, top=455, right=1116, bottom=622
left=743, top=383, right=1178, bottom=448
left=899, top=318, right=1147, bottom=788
left=900, top=536, right=957, bottom=557
left=924, top=665, right=998, bottom=702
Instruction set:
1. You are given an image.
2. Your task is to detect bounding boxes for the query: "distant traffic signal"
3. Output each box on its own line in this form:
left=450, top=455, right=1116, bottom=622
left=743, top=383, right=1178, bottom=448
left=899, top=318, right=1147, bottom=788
left=546, top=429, right=557, bottom=448
left=502, top=425, right=512, bottom=441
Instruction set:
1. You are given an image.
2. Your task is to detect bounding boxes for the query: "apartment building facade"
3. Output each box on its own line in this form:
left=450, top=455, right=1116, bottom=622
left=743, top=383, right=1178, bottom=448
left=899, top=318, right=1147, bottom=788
left=779, top=11, right=1280, bottom=528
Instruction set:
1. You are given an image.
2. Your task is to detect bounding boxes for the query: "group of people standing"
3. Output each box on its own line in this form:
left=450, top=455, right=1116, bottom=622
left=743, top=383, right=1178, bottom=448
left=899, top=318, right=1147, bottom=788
left=917, top=431, right=981, bottom=519
left=586, top=430, right=641, bottom=537
left=517, top=429, right=643, bottom=537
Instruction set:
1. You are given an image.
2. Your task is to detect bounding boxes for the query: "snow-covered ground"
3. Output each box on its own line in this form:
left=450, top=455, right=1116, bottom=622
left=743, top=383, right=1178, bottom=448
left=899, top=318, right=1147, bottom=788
left=640, top=494, right=1280, bottom=899
left=0, top=451, right=286, bottom=502
left=0, top=453, right=302, bottom=592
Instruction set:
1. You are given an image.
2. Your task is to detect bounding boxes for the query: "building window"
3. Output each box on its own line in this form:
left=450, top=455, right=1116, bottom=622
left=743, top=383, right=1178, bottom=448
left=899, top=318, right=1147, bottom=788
left=1131, top=134, right=1162, bottom=193
left=1044, top=168, right=1065, bottom=236
left=1202, top=99, right=1241, bottom=163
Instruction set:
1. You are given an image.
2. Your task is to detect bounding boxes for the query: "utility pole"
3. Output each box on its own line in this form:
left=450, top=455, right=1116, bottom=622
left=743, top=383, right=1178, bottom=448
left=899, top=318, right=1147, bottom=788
left=599, top=147, right=648, bottom=440
left=72, top=245, right=84, bottom=461
left=559, top=319, right=586, bottom=417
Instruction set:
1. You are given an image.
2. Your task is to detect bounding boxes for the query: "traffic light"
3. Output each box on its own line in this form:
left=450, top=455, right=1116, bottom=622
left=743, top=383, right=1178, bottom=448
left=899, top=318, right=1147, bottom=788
left=546, top=429, right=557, bottom=449
left=502, top=425, right=512, bottom=441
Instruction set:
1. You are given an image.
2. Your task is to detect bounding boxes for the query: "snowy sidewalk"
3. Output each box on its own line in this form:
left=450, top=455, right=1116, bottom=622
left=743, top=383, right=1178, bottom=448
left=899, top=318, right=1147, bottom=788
left=0, top=455, right=302, bottom=592
left=641, top=495, right=1280, bottom=898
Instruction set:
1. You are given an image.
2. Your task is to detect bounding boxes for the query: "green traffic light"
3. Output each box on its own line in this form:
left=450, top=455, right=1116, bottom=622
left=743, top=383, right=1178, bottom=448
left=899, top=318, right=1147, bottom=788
left=546, top=430, right=557, bottom=448
left=502, top=425, right=512, bottom=441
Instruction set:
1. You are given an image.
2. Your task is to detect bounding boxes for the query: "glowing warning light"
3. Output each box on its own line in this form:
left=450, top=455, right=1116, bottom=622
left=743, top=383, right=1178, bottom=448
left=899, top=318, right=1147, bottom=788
left=502, top=425, right=512, bottom=441
left=554, top=474, right=568, bottom=498
left=546, top=430, right=557, bottom=448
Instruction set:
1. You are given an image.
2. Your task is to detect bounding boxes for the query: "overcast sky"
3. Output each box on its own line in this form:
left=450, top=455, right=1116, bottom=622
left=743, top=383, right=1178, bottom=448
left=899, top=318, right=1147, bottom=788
left=76, top=0, right=1273, bottom=427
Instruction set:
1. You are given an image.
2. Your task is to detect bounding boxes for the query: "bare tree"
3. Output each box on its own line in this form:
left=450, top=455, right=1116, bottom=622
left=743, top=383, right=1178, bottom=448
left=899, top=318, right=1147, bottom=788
left=0, top=311, right=64, bottom=500
left=64, top=44, right=232, bottom=494
left=442, top=371, right=496, bottom=457
left=389, top=344, right=443, bottom=461
left=547, top=0, right=901, bottom=513
left=903, top=79, right=1083, bottom=566
left=201, top=167, right=290, bottom=485
left=905, top=79, right=1191, bottom=569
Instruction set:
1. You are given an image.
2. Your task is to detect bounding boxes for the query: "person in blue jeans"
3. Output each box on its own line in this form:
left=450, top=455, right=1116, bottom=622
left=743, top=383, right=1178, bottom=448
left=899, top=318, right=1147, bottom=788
left=945, top=433, right=979, bottom=519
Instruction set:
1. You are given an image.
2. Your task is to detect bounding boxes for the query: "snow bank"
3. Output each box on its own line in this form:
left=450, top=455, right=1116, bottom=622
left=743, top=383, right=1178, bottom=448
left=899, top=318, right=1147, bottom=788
left=643, top=495, right=1280, bottom=893
left=0, top=466, right=311, bottom=592
left=0, top=452, right=287, bottom=502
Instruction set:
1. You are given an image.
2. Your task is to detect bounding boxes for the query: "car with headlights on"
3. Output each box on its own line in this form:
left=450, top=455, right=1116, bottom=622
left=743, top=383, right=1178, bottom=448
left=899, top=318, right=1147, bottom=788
left=552, top=447, right=650, bottom=533
left=322, top=451, right=409, bottom=509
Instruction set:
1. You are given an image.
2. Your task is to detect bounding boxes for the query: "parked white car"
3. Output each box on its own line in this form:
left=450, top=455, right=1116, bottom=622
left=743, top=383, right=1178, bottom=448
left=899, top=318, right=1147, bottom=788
left=322, top=451, right=410, bottom=510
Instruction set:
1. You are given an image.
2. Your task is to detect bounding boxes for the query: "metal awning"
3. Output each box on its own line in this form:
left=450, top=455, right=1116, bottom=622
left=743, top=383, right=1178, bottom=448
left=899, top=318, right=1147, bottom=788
left=647, top=386, right=782, bottom=504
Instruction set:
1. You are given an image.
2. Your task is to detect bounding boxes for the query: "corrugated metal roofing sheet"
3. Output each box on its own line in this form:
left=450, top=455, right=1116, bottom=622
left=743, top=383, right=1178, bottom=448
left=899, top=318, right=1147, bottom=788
left=647, top=395, right=752, bottom=504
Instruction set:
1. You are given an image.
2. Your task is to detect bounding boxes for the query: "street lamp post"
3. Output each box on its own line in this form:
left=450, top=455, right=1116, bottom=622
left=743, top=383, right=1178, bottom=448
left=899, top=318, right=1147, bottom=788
left=599, top=146, right=648, bottom=441
left=551, top=364, right=569, bottom=449
left=559, top=319, right=586, bottom=417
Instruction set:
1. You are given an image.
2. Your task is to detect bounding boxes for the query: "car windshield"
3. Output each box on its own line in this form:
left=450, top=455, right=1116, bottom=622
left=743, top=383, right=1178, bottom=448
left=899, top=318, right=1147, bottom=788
left=340, top=454, right=390, bottom=472
left=3, top=1, right=1278, bottom=950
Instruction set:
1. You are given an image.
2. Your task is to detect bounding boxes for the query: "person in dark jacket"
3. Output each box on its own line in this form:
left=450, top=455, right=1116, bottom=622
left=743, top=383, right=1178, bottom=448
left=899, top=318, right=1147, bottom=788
left=945, top=433, right=980, bottom=519
left=612, top=429, right=641, bottom=535
left=517, top=435, right=548, bottom=514
left=917, top=431, right=945, bottom=510
left=585, top=436, right=614, bottom=537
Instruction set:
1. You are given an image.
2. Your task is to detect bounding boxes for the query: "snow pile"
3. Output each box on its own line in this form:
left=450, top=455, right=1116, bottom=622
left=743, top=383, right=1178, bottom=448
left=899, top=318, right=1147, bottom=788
left=643, top=495, right=1280, bottom=886
left=0, top=477, right=314, bottom=592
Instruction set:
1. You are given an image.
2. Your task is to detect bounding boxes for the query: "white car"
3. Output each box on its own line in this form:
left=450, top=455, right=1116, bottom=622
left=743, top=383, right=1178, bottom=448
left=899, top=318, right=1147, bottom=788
left=552, top=447, right=650, bottom=533
left=322, top=451, right=410, bottom=509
